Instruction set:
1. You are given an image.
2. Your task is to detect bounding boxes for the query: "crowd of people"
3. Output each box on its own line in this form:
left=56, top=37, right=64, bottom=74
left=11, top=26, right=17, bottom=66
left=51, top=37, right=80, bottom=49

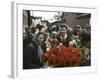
left=23, top=23, right=91, bottom=69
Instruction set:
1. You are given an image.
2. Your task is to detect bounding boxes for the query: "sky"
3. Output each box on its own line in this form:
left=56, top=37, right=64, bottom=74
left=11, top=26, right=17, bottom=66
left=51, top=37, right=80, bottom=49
left=30, top=11, right=61, bottom=22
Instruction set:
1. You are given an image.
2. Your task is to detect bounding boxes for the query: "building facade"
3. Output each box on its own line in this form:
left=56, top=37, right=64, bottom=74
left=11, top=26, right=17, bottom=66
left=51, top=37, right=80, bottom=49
left=61, top=12, right=91, bottom=28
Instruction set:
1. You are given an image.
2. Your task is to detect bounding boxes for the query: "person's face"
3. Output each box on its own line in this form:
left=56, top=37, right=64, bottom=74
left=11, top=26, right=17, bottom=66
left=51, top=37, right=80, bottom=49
left=37, top=34, right=45, bottom=45
left=26, top=29, right=32, bottom=38
left=59, top=28, right=66, bottom=36
left=52, top=34, right=58, bottom=39
left=86, top=28, right=91, bottom=32
left=75, top=27, right=80, bottom=32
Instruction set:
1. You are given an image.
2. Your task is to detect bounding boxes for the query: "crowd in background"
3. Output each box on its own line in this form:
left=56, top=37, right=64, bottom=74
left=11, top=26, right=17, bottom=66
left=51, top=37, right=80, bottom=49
left=23, top=22, right=91, bottom=69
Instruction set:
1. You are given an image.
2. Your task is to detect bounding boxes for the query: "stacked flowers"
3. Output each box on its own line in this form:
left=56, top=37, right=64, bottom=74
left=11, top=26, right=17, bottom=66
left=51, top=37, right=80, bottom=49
left=42, top=45, right=81, bottom=68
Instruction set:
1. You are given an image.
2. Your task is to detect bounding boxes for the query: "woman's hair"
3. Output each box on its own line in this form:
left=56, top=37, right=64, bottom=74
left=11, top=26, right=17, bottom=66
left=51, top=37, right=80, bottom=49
left=36, top=24, right=45, bottom=31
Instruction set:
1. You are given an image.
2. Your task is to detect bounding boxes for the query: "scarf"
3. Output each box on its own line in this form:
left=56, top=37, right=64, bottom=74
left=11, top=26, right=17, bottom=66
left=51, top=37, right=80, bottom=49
left=38, top=45, right=43, bottom=63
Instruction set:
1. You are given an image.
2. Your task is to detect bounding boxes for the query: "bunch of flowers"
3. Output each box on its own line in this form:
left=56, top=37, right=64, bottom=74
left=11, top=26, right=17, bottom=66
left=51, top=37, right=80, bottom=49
left=42, top=45, right=81, bottom=68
